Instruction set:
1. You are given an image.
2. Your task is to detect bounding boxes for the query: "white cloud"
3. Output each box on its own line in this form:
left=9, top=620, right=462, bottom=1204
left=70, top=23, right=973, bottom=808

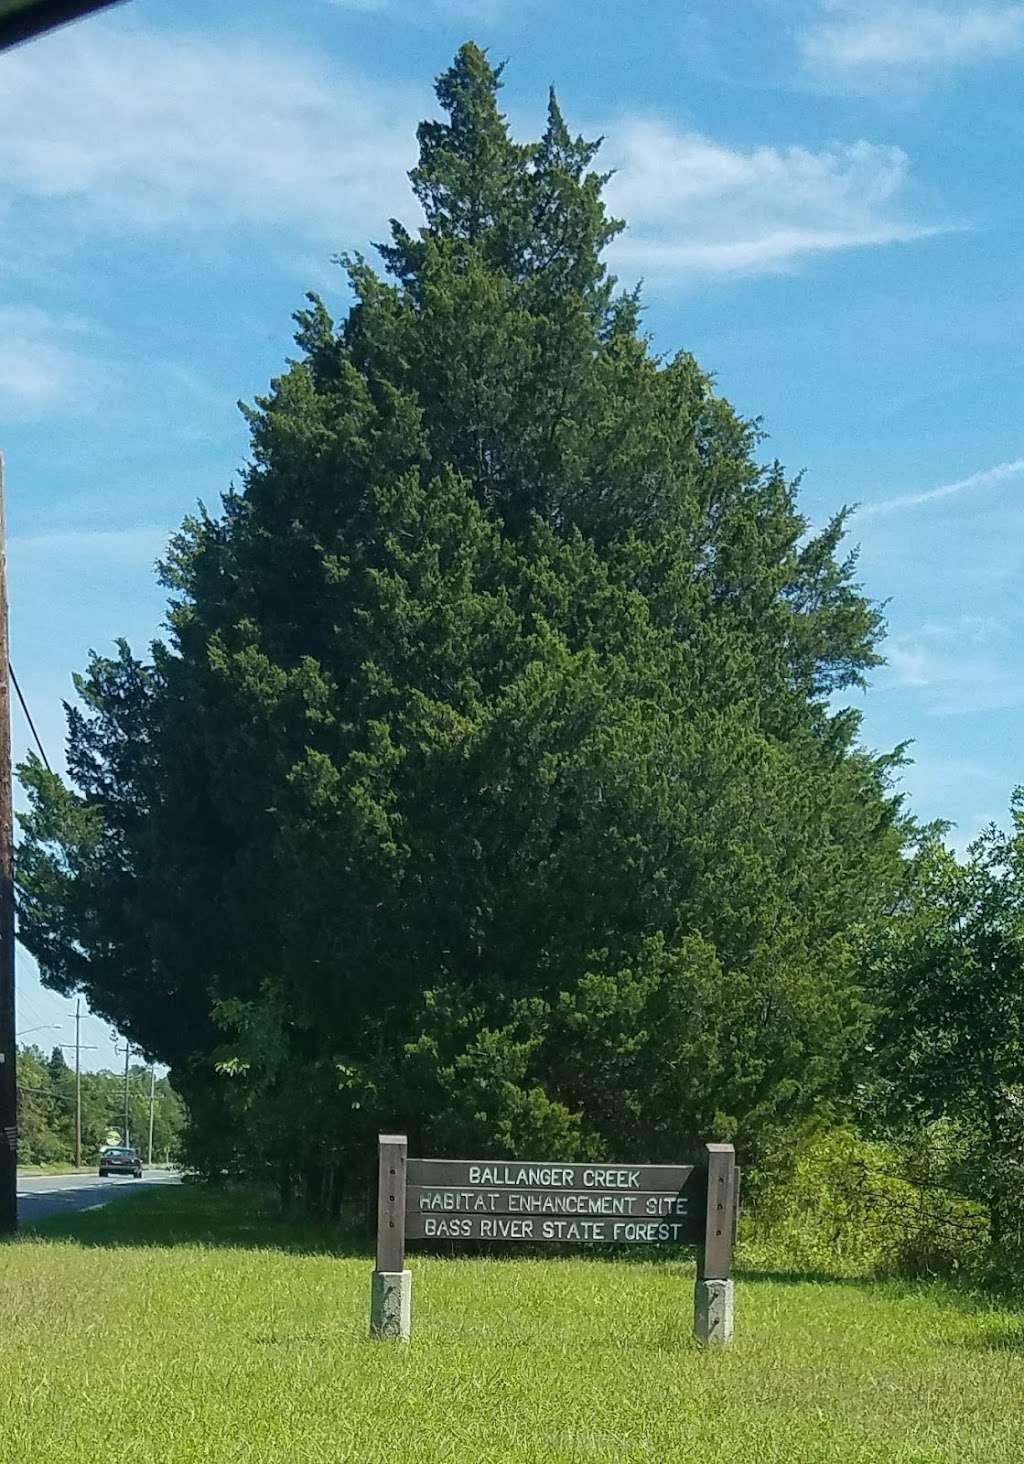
left=0, top=17, right=942, bottom=286
left=886, top=616, right=1024, bottom=714
left=11, top=526, right=171, bottom=566
left=604, top=121, right=943, bottom=277
left=859, top=458, right=1024, bottom=516
left=0, top=21, right=419, bottom=243
left=800, top=2, right=1024, bottom=79
left=0, top=306, right=102, bottom=418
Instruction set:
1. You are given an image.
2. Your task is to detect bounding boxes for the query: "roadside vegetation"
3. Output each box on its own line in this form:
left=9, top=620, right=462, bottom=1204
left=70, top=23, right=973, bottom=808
left=14, top=1045, right=185, bottom=1166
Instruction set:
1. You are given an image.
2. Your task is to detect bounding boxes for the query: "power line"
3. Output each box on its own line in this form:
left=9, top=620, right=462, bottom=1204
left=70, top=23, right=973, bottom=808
left=8, top=662, right=51, bottom=773
left=15, top=992, right=53, bottom=1032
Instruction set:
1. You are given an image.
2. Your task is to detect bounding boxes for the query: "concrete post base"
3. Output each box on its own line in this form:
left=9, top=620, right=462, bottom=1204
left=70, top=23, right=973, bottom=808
left=693, top=1277, right=734, bottom=1346
left=370, top=1269, right=412, bottom=1341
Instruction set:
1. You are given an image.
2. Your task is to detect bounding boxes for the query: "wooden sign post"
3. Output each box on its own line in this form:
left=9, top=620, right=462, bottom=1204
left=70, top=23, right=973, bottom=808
left=371, top=1135, right=738, bottom=1345
left=694, top=1141, right=737, bottom=1345
left=369, top=1133, right=411, bottom=1340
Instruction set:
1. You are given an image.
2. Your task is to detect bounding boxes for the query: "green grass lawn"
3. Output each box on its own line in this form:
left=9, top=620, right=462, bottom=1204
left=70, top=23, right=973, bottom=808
left=2, top=1186, right=1023, bottom=1463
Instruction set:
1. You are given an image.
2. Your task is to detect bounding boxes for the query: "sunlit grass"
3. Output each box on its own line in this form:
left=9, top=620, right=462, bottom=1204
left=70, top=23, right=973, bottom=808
left=1, top=1186, right=1023, bottom=1462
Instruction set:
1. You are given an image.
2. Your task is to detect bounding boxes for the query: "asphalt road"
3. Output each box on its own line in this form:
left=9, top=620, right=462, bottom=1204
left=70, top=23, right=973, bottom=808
left=16, top=1169, right=181, bottom=1224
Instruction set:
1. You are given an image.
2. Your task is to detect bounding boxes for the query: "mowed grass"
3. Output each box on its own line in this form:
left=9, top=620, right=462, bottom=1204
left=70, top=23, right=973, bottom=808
left=2, top=1187, right=1024, bottom=1463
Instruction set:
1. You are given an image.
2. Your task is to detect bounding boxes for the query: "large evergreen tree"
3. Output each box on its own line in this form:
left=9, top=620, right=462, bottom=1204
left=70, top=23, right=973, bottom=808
left=17, top=46, right=908, bottom=1194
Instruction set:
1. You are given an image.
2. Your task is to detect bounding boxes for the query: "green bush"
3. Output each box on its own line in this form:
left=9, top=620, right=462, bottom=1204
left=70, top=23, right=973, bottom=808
left=741, top=1127, right=990, bottom=1279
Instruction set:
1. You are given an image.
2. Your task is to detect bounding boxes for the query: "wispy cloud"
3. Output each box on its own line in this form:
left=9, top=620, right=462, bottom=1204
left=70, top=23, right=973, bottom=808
left=0, top=17, right=947, bottom=286
left=0, top=21, right=419, bottom=244
left=800, top=2, right=1024, bottom=82
left=895, top=751, right=1006, bottom=851
left=0, top=306, right=105, bottom=419
left=886, top=615, right=1024, bottom=714
left=859, top=458, right=1024, bottom=517
left=605, top=121, right=945, bottom=278
left=10, top=526, right=171, bottom=566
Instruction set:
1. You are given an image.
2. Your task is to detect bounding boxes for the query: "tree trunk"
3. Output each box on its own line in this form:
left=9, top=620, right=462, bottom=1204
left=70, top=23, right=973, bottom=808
left=277, top=1161, right=294, bottom=1214
left=303, top=1161, right=325, bottom=1216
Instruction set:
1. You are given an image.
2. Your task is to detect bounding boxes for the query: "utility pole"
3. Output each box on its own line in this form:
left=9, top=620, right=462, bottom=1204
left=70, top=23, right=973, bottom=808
left=59, top=1001, right=96, bottom=1169
left=123, top=1041, right=130, bottom=1146
left=114, top=1038, right=134, bottom=1147
left=0, top=453, right=16, bottom=1235
left=147, top=1065, right=156, bottom=1166
left=76, top=1002, right=85, bottom=1168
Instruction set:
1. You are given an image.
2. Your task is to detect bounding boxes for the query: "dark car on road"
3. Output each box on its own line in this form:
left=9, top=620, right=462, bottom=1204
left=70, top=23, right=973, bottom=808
left=99, top=1147, right=143, bottom=1179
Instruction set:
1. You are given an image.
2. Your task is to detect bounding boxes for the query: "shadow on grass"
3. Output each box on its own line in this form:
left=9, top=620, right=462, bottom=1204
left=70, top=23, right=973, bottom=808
left=957, top=1322, right=1024, bottom=1353
left=13, top=1183, right=706, bottom=1269
left=12, top=1183, right=374, bottom=1259
left=13, top=1185, right=1024, bottom=1330
left=734, top=1266, right=878, bottom=1288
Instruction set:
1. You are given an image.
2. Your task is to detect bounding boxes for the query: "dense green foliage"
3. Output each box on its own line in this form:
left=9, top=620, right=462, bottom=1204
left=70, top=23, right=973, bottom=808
left=858, top=799, right=1024, bottom=1250
left=745, top=1124, right=991, bottom=1278
left=16, top=45, right=910, bottom=1197
left=15, top=1045, right=185, bottom=1166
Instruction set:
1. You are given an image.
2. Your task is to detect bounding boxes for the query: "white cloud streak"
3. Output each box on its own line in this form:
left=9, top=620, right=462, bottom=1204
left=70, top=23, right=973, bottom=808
left=0, top=18, right=942, bottom=287
left=0, top=306, right=103, bottom=419
left=0, top=22, right=419, bottom=242
left=859, top=458, right=1024, bottom=517
left=886, top=616, right=1024, bottom=714
left=801, top=2, right=1024, bottom=77
left=604, top=121, right=943, bottom=278
left=10, top=526, right=171, bottom=565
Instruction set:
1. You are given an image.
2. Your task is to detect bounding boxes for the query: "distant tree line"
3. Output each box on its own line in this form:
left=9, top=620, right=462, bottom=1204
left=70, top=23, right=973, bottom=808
left=13, top=44, right=1023, bottom=1257
left=16, top=1045, right=186, bottom=1167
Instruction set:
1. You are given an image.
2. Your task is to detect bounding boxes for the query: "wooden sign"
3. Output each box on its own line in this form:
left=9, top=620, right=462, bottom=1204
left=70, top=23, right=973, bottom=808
left=369, top=1135, right=738, bottom=1343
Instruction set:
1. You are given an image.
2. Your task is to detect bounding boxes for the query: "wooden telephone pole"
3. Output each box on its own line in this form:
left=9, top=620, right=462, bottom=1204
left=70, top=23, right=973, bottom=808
left=147, top=1066, right=156, bottom=1166
left=0, top=453, right=17, bottom=1233
left=114, top=1039, right=134, bottom=1147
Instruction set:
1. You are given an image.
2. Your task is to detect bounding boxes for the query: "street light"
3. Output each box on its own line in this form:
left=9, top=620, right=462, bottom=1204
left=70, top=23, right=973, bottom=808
left=15, top=1024, right=62, bottom=1037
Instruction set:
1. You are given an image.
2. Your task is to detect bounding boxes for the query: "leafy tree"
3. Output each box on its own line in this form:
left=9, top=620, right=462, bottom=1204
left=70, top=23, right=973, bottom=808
left=861, top=799, right=1024, bottom=1246
left=13, top=1044, right=186, bottom=1166
left=15, top=1045, right=66, bottom=1165
left=17, top=45, right=908, bottom=1196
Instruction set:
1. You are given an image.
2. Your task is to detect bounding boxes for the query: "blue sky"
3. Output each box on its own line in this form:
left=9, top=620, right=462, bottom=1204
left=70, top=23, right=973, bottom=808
left=3, top=0, right=1023, bottom=1067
